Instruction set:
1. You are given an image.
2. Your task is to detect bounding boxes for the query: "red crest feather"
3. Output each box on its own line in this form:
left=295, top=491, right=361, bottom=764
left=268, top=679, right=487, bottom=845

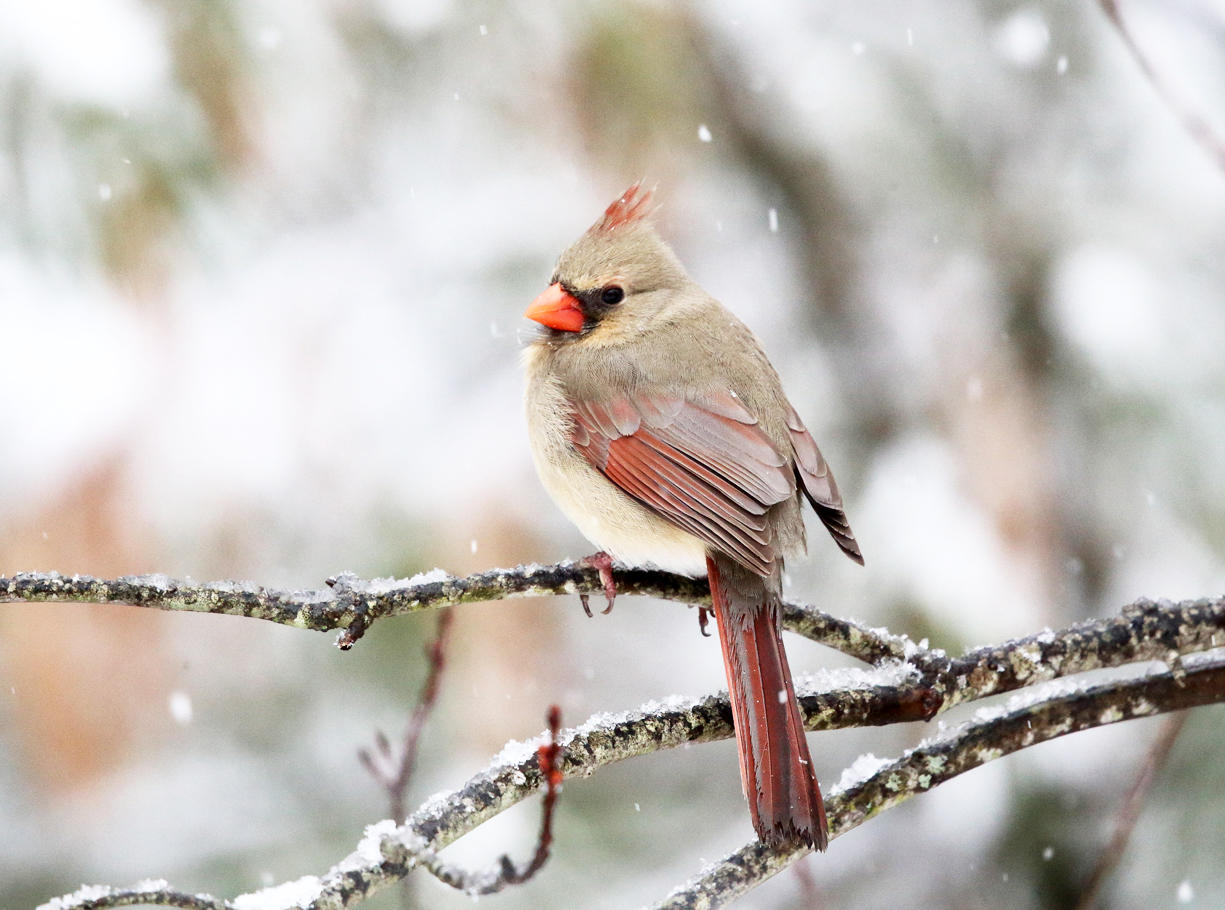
left=594, top=182, right=656, bottom=232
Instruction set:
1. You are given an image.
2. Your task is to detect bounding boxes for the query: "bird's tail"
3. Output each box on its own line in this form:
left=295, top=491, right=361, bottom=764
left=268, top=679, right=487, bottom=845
left=707, top=553, right=827, bottom=849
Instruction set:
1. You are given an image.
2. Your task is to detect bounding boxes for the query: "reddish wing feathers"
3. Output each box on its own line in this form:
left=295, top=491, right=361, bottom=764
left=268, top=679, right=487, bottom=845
left=569, top=389, right=835, bottom=849
left=571, top=393, right=794, bottom=577
left=571, top=391, right=862, bottom=568
left=786, top=405, right=864, bottom=565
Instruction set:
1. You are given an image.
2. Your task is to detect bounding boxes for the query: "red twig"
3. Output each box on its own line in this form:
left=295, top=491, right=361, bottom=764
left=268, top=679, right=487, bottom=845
left=359, top=608, right=456, bottom=821
left=414, top=706, right=566, bottom=896
left=491, top=704, right=564, bottom=888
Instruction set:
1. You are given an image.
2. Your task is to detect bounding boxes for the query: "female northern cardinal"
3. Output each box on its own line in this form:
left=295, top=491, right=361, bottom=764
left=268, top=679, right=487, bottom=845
left=522, top=183, right=862, bottom=849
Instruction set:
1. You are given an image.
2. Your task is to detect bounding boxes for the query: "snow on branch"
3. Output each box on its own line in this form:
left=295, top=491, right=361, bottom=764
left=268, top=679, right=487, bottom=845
left=12, top=569, right=1225, bottom=909
left=0, top=565, right=904, bottom=659
left=39, top=881, right=230, bottom=910
left=656, top=650, right=1225, bottom=909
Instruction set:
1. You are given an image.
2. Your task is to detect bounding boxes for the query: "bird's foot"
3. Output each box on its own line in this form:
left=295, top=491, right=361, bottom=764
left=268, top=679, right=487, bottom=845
left=578, top=551, right=617, bottom=616
left=696, top=605, right=713, bottom=638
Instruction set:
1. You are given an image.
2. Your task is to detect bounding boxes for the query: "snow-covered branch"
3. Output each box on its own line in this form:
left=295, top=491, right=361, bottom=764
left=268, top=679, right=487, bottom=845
left=40, top=645, right=1225, bottom=910
left=0, top=565, right=903, bottom=659
left=15, top=570, right=1225, bottom=909
left=657, top=650, right=1225, bottom=909
left=39, top=881, right=231, bottom=910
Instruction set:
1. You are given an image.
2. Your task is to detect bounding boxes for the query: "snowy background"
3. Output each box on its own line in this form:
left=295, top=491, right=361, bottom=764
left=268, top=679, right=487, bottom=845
left=2, top=1, right=1225, bottom=907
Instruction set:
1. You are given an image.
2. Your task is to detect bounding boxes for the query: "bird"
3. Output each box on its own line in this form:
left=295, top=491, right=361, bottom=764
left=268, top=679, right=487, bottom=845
left=521, top=182, right=862, bottom=850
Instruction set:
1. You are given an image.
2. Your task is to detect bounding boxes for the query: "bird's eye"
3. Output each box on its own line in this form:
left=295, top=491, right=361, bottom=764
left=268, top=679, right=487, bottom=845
left=601, top=285, right=625, bottom=305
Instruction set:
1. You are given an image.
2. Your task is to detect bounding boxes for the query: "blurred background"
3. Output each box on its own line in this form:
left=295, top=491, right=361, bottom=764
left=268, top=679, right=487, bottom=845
left=2, top=1, right=1224, bottom=907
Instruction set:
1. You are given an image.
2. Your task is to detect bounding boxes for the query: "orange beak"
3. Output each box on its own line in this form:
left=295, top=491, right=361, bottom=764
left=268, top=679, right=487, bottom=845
left=524, top=283, right=585, bottom=333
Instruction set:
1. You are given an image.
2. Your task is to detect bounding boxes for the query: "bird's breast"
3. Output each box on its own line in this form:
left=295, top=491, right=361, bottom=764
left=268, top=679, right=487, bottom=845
left=523, top=349, right=708, bottom=576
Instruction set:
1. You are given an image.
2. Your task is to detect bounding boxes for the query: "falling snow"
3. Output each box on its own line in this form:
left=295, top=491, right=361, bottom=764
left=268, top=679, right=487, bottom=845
left=168, top=690, right=193, bottom=725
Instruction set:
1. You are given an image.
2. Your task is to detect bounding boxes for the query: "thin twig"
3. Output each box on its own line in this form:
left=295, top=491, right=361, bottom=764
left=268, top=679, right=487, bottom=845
left=1097, top=0, right=1225, bottom=175
left=359, top=608, right=457, bottom=821
left=405, top=706, right=566, bottom=896
left=497, top=704, right=565, bottom=887
left=1073, top=711, right=1189, bottom=910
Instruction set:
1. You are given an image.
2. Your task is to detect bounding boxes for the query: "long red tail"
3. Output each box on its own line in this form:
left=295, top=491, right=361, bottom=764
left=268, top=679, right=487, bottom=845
left=707, top=553, right=828, bottom=849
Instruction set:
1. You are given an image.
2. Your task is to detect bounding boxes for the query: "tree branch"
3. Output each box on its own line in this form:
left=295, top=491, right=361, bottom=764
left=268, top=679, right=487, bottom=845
left=15, top=569, right=1225, bottom=909
left=38, top=881, right=232, bottom=910
left=0, top=566, right=906, bottom=660
left=360, top=608, right=457, bottom=821
left=58, top=645, right=1220, bottom=910
left=656, top=652, right=1225, bottom=909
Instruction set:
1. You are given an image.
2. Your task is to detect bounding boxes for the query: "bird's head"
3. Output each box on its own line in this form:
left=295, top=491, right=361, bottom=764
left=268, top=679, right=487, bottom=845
left=525, top=183, right=690, bottom=345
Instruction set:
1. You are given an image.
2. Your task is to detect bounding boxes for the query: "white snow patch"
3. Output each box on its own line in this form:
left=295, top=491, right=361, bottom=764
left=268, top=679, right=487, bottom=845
left=39, top=884, right=113, bottom=910
left=355, top=819, right=398, bottom=864
left=970, top=677, right=1084, bottom=725
left=361, top=568, right=450, bottom=594
left=406, top=567, right=450, bottom=586
left=794, top=660, right=919, bottom=695
left=233, top=875, right=323, bottom=910
left=634, top=693, right=699, bottom=716
left=127, top=572, right=176, bottom=592
left=489, top=735, right=546, bottom=770
left=834, top=752, right=894, bottom=792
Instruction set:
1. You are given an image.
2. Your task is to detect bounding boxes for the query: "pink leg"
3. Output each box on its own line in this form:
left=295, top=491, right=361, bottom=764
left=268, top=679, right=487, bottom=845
left=578, top=551, right=617, bottom=616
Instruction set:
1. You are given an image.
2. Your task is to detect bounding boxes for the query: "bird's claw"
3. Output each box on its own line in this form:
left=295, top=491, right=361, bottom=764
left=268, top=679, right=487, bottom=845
left=580, top=551, right=617, bottom=615
left=695, top=607, right=715, bottom=636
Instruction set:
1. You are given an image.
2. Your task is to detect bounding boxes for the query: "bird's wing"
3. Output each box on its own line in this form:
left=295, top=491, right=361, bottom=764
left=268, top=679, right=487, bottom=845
left=569, top=390, right=794, bottom=576
left=785, top=404, right=863, bottom=564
